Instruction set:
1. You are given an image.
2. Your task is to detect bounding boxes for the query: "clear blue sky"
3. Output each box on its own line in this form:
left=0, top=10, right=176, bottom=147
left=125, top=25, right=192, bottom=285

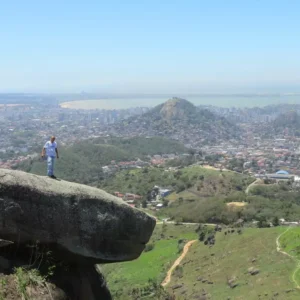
left=1, top=0, right=300, bottom=93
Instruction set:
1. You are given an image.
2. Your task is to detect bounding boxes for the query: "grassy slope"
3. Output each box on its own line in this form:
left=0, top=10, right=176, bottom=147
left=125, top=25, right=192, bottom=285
left=100, top=165, right=252, bottom=198
left=167, top=166, right=253, bottom=200
left=167, top=190, right=199, bottom=202
left=167, top=227, right=300, bottom=300
left=101, top=226, right=300, bottom=300
left=15, top=136, right=186, bottom=185
left=94, top=136, right=187, bottom=156
left=100, top=224, right=198, bottom=298
left=279, top=227, right=300, bottom=285
left=15, top=147, right=106, bottom=184
left=100, top=167, right=175, bottom=196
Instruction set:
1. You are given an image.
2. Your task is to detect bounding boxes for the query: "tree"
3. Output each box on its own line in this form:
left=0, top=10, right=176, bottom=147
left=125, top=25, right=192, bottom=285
left=257, top=217, right=270, bottom=228
left=273, top=216, right=280, bottom=226
left=163, top=199, right=169, bottom=207
left=176, top=184, right=185, bottom=193
left=199, top=175, right=204, bottom=181
left=188, top=148, right=196, bottom=156
left=142, top=200, right=147, bottom=208
left=146, top=190, right=152, bottom=202
left=199, top=231, right=206, bottom=241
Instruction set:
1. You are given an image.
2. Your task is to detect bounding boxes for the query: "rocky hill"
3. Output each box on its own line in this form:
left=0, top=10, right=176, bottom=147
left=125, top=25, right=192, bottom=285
left=0, top=168, right=155, bottom=299
left=109, top=98, right=242, bottom=146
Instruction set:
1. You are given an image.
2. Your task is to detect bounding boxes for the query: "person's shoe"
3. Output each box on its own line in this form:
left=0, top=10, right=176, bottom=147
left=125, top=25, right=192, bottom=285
left=50, top=175, right=57, bottom=179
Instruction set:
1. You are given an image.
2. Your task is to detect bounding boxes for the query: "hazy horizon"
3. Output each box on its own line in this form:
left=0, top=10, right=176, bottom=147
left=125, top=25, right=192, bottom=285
left=2, top=92, right=300, bottom=109
left=57, top=94, right=300, bottom=109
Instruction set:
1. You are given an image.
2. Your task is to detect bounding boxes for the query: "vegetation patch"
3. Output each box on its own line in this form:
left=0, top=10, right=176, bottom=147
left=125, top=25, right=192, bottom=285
left=167, top=227, right=300, bottom=300
left=15, top=136, right=187, bottom=185
left=101, top=223, right=198, bottom=299
left=0, top=268, right=60, bottom=300
left=279, top=227, right=300, bottom=285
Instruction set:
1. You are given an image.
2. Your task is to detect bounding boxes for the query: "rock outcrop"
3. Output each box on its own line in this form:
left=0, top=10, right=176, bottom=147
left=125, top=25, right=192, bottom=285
left=0, top=168, right=155, bottom=264
left=0, top=168, right=156, bottom=299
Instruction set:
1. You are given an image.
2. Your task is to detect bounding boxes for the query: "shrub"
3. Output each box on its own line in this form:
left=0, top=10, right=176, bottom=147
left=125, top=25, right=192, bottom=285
left=163, top=199, right=169, bottom=207
left=14, top=267, right=46, bottom=300
left=173, top=265, right=183, bottom=278
left=144, top=243, right=155, bottom=252
left=273, top=216, right=280, bottom=227
left=199, top=232, right=206, bottom=241
left=177, top=240, right=185, bottom=253
left=176, top=184, right=185, bottom=193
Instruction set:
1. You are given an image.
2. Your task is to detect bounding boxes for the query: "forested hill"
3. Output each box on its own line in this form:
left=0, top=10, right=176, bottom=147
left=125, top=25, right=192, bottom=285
left=108, top=98, right=242, bottom=145
left=14, top=136, right=187, bottom=185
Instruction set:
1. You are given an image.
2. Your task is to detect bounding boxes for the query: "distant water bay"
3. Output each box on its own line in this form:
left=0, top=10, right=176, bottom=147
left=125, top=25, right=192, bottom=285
left=60, top=94, right=300, bottom=110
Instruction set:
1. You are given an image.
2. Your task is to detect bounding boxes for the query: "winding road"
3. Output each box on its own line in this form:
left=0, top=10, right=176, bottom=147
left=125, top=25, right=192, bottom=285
left=161, top=240, right=197, bottom=287
left=276, top=227, right=300, bottom=289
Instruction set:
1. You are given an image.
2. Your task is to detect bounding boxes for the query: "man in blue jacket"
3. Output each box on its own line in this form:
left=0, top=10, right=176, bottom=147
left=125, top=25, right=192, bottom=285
left=41, top=136, right=59, bottom=178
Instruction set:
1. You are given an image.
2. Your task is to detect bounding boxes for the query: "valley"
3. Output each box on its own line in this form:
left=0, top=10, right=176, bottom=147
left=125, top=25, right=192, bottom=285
left=6, top=97, right=300, bottom=299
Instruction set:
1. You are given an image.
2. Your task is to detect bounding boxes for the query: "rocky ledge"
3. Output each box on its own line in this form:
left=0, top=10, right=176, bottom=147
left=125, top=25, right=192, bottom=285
left=0, top=168, right=156, bottom=299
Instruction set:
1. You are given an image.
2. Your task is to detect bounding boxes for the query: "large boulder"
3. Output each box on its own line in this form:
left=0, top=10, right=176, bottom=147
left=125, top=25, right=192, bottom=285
left=0, top=169, right=155, bottom=264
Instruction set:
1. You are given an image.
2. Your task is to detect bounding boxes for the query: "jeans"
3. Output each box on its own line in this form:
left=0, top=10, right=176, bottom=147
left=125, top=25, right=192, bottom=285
left=47, top=156, right=55, bottom=176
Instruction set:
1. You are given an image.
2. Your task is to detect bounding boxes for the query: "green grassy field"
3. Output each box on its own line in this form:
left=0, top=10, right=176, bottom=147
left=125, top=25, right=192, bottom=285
left=167, top=227, right=300, bottom=300
left=100, top=224, right=198, bottom=299
left=101, top=225, right=300, bottom=300
left=279, top=227, right=300, bottom=257
left=279, top=227, right=300, bottom=286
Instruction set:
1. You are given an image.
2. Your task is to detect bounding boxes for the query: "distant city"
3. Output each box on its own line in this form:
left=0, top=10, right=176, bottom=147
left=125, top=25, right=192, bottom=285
left=1, top=94, right=300, bottom=179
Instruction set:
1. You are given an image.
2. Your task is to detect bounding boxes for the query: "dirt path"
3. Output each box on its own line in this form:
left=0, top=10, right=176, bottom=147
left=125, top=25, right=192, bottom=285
left=276, top=227, right=300, bottom=289
left=161, top=240, right=197, bottom=287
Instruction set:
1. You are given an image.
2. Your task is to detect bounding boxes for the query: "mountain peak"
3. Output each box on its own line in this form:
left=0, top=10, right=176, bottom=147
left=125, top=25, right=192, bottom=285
left=159, top=98, right=195, bottom=121
left=165, top=97, right=194, bottom=105
left=110, top=98, right=241, bottom=145
left=163, top=97, right=195, bottom=108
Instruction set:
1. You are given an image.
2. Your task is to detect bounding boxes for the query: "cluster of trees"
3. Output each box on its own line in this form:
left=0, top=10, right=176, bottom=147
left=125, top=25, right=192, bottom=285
left=0, top=150, right=16, bottom=161
left=100, top=166, right=252, bottom=205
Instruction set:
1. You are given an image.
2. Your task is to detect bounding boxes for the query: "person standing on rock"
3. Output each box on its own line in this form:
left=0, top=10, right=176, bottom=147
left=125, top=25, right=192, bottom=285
left=41, top=136, right=59, bottom=179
